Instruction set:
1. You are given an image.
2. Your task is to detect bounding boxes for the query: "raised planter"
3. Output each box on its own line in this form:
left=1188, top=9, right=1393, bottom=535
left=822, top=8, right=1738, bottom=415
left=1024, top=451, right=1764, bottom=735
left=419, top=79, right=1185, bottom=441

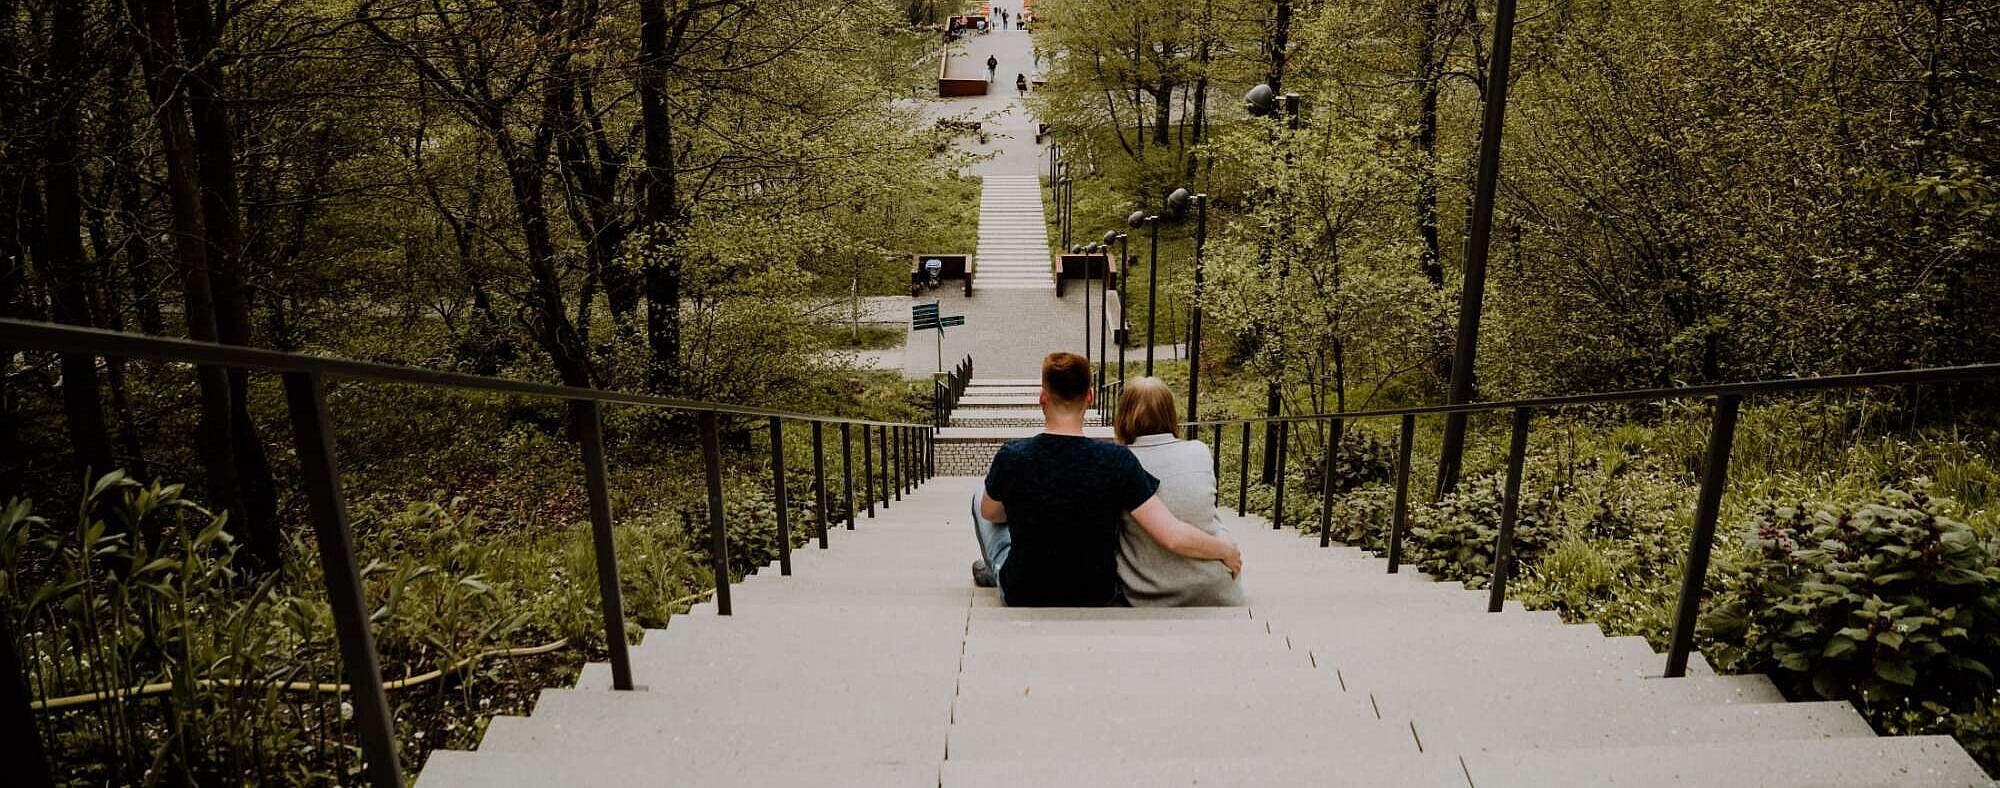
left=911, top=254, right=975, bottom=297
left=1053, top=253, right=1117, bottom=298
left=937, top=46, right=989, bottom=97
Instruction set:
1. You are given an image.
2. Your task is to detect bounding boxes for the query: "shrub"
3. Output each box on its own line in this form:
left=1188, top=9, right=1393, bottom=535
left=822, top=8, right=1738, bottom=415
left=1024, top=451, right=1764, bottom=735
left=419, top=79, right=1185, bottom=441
left=1331, top=483, right=1397, bottom=551
left=1706, top=488, right=2000, bottom=709
left=1311, top=432, right=1394, bottom=495
left=1406, top=473, right=1556, bottom=587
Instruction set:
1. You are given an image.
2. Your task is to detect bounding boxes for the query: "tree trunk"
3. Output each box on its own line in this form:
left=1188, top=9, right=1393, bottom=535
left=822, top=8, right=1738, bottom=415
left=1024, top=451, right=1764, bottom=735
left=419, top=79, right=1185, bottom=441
left=638, top=0, right=683, bottom=393
left=499, top=117, right=593, bottom=388
left=174, top=0, right=281, bottom=570
left=42, top=0, right=117, bottom=478
left=128, top=0, right=251, bottom=559
left=1267, top=0, right=1291, bottom=93
left=1413, top=0, right=1444, bottom=290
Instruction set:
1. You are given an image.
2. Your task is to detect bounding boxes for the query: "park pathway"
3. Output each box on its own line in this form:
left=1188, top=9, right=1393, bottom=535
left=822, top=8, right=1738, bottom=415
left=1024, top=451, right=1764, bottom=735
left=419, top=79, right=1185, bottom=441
left=417, top=476, right=1990, bottom=786
left=902, top=18, right=1118, bottom=381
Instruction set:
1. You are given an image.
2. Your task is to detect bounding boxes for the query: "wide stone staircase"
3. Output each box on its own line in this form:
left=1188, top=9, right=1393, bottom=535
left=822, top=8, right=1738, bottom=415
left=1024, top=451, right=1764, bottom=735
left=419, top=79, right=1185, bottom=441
left=936, top=378, right=1106, bottom=474
left=416, top=474, right=1993, bottom=787
left=973, top=175, right=1054, bottom=291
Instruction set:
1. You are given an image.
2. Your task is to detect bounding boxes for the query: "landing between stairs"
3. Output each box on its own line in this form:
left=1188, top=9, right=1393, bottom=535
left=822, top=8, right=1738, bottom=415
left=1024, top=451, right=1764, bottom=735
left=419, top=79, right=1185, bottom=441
left=416, top=477, right=1993, bottom=787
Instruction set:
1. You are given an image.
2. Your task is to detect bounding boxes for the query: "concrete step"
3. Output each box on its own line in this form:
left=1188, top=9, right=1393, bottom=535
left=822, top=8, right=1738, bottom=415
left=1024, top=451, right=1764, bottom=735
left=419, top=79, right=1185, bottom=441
left=473, top=699, right=948, bottom=757
left=946, top=692, right=1418, bottom=761
left=420, top=750, right=938, bottom=788
left=1368, top=673, right=1786, bottom=720
left=939, top=426, right=1113, bottom=440
left=1459, top=736, right=1994, bottom=787
left=1413, top=699, right=1874, bottom=753
left=940, top=755, right=1470, bottom=788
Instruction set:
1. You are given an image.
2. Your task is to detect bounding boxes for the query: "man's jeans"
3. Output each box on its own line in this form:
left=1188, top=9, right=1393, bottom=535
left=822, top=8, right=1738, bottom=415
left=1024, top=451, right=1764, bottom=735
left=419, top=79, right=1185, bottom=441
left=972, top=490, right=1011, bottom=601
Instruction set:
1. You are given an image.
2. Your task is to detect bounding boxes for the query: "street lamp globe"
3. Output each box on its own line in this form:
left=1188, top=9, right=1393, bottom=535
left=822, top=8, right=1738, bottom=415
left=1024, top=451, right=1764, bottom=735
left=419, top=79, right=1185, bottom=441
left=1127, top=210, right=1147, bottom=228
left=1166, top=187, right=1192, bottom=218
left=1244, top=83, right=1277, bottom=117
left=1102, top=229, right=1119, bottom=246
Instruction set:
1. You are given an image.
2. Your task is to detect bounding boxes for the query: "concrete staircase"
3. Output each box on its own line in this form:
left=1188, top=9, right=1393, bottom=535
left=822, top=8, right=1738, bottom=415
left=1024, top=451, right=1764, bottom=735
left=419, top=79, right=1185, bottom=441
left=974, top=175, right=1054, bottom=291
left=936, top=378, right=1106, bottom=474
left=417, top=476, right=1993, bottom=787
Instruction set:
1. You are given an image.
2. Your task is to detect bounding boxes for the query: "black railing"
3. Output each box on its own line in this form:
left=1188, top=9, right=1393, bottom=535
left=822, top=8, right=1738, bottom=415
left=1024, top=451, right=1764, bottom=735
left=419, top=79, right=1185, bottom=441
left=1185, top=362, right=2000, bottom=680
left=934, top=354, right=974, bottom=427
left=1096, top=379, right=1122, bottom=427
left=0, top=318, right=939, bottom=788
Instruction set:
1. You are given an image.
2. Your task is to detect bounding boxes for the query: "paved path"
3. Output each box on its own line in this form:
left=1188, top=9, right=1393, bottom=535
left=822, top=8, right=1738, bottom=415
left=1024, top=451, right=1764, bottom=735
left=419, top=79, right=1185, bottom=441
left=902, top=18, right=1124, bottom=380
left=417, top=477, right=1992, bottom=786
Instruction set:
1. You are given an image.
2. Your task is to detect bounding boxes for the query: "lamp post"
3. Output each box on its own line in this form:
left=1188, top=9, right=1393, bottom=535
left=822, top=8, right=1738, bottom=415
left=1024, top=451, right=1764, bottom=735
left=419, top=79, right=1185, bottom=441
left=1058, top=167, right=1073, bottom=251
left=1128, top=209, right=1162, bottom=375
left=1165, top=187, right=1205, bottom=424
left=1081, top=242, right=1099, bottom=373
left=1246, top=83, right=1301, bottom=484
left=1115, top=230, right=1130, bottom=384
left=1100, top=229, right=1119, bottom=391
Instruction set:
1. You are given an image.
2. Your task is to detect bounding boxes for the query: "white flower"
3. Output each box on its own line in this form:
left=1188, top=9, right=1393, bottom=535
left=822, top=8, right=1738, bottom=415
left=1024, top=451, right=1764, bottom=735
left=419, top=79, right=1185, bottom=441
left=340, top=701, right=354, bottom=721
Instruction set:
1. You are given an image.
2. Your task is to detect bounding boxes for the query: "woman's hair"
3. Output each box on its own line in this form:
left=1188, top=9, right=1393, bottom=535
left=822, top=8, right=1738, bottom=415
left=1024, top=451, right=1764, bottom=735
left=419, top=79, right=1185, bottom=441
left=1114, top=376, right=1179, bottom=445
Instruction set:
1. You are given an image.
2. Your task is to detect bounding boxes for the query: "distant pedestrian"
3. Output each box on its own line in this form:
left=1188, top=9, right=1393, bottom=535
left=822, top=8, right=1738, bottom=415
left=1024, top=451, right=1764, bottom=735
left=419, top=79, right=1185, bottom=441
left=987, top=54, right=999, bottom=81
left=1016, top=73, right=1028, bottom=96
left=999, top=8, right=1009, bottom=26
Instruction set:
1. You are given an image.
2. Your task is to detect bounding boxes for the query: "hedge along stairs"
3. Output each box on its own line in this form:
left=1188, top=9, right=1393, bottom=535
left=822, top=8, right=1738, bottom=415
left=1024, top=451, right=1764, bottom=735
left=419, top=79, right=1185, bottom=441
left=415, top=476, right=1991, bottom=786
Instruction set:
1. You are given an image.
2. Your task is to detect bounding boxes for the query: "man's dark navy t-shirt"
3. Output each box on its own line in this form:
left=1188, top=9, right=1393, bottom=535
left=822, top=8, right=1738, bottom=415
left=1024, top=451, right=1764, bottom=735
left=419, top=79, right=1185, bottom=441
left=984, top=433, right=1160, bottom=606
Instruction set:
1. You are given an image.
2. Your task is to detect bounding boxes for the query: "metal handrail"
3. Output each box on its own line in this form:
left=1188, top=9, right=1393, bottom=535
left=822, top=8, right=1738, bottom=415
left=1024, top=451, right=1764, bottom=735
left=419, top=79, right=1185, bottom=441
left=1186, top=361, right=1999, bottom=686
left=934, top=354, right=974, bottom=426
left=0, top=319, right=926, bottom=428
left=1096, top=379, right=1122, bottom=427
left=0, top=318, right=939, bottom=788
left=1182, top=362, right=2000, bottom=426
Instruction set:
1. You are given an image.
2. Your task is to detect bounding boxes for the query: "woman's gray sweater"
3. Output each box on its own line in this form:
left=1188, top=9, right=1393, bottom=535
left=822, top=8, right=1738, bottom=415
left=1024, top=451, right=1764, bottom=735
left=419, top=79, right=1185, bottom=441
left=1118, top=434, right=1246, bottom=607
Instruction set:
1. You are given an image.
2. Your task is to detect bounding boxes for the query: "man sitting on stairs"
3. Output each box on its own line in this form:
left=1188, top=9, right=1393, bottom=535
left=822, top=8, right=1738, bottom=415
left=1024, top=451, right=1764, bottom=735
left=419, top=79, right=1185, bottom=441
left=971, top=352, right=1243, bottom=605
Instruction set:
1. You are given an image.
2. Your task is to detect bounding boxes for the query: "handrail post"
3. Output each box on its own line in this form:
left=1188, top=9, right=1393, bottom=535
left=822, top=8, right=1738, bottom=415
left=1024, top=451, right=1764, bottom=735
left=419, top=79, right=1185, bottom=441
left=1666, top=395, right=1742, bottom=678
left=841, top=422, right=856, bottom=530
left=884, top=424, right=900, bottom=510
left=574, top=400, right=633, bottom=690
left=1210, top=423, right=1222, bottom=482
left=1, top=608, right=54, bottom=788
left=1272, top=421, right=1288, bottom=531
left=281, top=371, right=403, bottom=788
left=769, top=417, right=792, bottom=574
left=863, top=424, right=876, bottom=518
left=1488, top=407, right=1532, bottom=612
left=1237, top=422, right=1251, bottom=515
left=1386, top=414, right=1415, bottom=573
left=1318, top=418, right=1339, bottom=547
left=893, top=427, right=904, bottom=501
left=812, top=421, right=829, bottom=549
left=698, top=411, right=732, bottom=615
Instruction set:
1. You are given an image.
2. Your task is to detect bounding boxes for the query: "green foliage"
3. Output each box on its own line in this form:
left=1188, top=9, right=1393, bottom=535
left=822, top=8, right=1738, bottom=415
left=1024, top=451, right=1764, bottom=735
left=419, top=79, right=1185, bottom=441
left=1707, top=490, right=2000, bottom=708
left=1405, top=473, right=1556, bottom=588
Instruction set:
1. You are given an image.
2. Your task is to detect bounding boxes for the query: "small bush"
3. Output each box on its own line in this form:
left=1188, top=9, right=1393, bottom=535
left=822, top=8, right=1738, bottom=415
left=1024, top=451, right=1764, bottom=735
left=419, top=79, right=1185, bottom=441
left=1707, top=488, right=2000, bottom=710
left=1406, top=473, right=1556, bottom=587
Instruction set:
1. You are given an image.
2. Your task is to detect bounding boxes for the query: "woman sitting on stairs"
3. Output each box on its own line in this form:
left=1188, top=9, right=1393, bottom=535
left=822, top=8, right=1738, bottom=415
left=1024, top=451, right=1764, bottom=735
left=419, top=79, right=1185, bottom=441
left=1112, top=377, right=1246, bottom=606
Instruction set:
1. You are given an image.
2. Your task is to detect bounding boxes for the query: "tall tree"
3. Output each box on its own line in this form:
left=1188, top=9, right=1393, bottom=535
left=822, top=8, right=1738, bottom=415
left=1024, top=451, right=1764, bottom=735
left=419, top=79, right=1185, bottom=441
left=39, top=0, right=116, bottom=476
